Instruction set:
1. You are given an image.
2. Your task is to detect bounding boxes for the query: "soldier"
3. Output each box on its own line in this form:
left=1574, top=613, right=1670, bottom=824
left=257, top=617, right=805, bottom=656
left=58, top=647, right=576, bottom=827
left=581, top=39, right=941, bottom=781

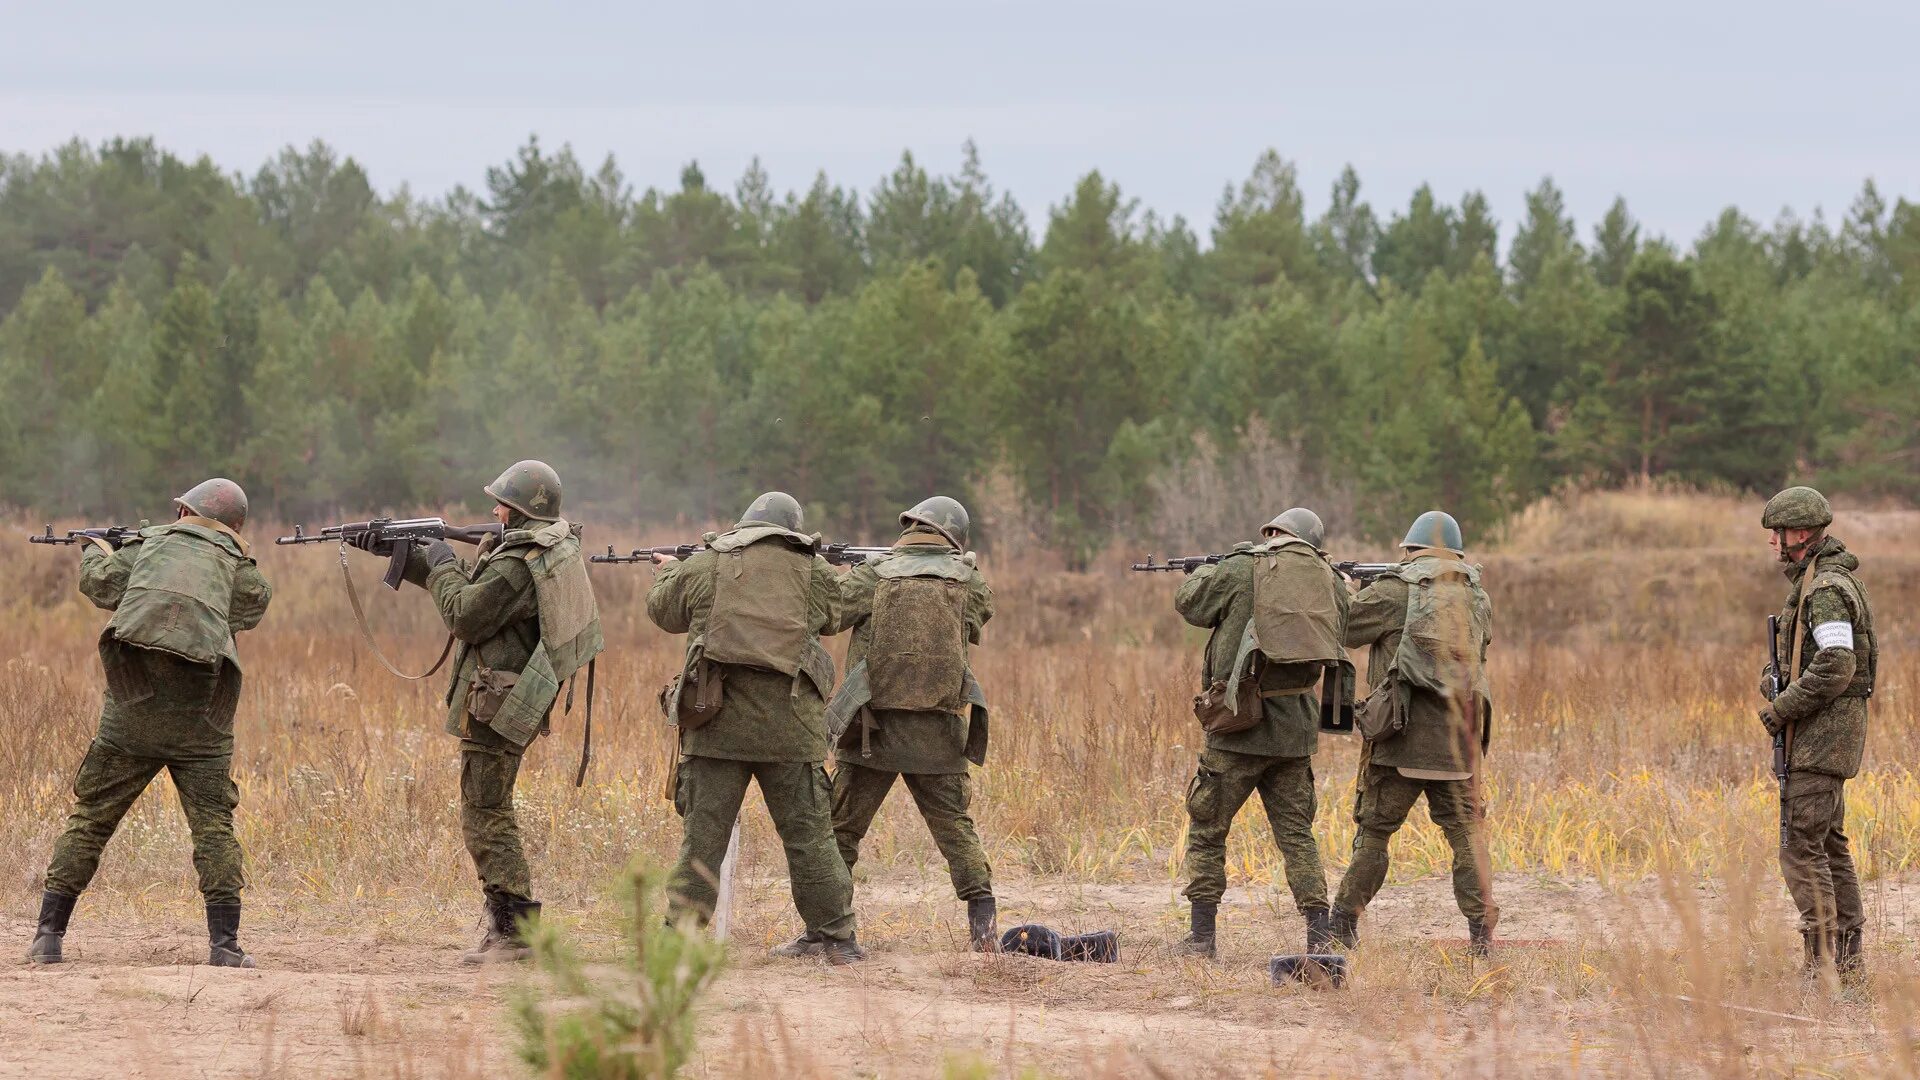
left=1328, top=510, right=1496, bottom=956
left=349, top=460, right=602, bottom=965
left=819, top=496, right=998, bottom=952
left=1173, top=507, right=1348, bottom=959
left=648, top=492, right=863, bottom=964
left=1758, top=486, right=1873, bottom=981
left=28, top=479, right=272, bottom=968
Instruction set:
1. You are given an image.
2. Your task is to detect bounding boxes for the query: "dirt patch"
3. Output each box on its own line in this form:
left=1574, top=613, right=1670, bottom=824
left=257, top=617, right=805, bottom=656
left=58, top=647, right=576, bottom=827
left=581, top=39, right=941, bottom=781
left=1, top=870, right=1908, bottom=1078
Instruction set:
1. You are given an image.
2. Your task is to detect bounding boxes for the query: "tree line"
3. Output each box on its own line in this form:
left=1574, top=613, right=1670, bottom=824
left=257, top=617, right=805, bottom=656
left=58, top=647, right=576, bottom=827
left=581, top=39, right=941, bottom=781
left=1, top=136, right=1915, bottom=562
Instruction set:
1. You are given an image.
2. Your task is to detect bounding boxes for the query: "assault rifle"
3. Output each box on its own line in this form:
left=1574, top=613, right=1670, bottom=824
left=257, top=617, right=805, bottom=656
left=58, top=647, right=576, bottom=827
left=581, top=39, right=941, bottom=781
left=1130, top=552, right=1397, bottom=583
left=592, top=542, right=892, bottom=567
left=28, top=524, right=142, bottom=550
left=1766, top=613, right=1789, bottom=848
left=276, top=518, right=504, bottom=590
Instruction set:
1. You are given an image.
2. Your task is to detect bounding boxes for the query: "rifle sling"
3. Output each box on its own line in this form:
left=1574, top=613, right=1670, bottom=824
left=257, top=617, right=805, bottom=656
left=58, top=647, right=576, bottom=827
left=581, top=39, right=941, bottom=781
left=571, top=658, right=596, bottom=788
left=1782, top=552, right=1819, bottom=772
left=337, top=541, right=455, bottom=682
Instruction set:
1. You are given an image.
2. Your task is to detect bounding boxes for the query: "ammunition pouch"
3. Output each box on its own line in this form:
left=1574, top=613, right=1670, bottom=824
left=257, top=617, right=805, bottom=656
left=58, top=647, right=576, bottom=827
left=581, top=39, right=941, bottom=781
left=466, top=664, right=519, bottom=725
left=1353, top=678, right=1410, bottom=742
left=662, top=652, right=726, bottom=731
left=1193, top=678, right=1261, bottom=736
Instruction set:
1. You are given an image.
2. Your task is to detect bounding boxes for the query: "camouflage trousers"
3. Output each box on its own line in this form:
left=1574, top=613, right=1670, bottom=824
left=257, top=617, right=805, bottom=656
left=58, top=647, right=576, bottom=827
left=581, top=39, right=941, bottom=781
left=1779, top=772, right=1863, bottom=938
left=1334, top=764, right=1496, bottom=924
left=831, top=762, right=993, bottom=901
left=669, top=755, right=856, bottom=941
left=460, top=735, right=531, bottom=901
left=45, top=739, right=244, bottom=904
left=1183, top=748, right=1327, bottom=911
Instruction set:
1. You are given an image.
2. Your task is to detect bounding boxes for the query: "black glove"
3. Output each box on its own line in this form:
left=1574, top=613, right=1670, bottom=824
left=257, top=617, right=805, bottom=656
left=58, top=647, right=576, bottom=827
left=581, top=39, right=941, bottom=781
left=1759, top=704, right=1785, bottom=738
left=348, top=531, right=398, bottom=557
left=424, top=540, right=457, bottom=569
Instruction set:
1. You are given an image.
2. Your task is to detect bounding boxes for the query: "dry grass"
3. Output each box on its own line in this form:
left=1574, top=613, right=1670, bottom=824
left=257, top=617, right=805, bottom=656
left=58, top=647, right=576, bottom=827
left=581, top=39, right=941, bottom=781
left=3, top=486, right=1919, bottom=1076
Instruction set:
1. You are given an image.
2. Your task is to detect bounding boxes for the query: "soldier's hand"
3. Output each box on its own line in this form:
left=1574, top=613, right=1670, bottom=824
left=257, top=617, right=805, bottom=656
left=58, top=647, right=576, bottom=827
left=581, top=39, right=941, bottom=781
left=348, top=531, right=397, bottom=557
left=1758, top=704, right=1785, bottom=738
left=424, top=540, right=457, bottom=569
left=651, top=552, right=678, bottom=565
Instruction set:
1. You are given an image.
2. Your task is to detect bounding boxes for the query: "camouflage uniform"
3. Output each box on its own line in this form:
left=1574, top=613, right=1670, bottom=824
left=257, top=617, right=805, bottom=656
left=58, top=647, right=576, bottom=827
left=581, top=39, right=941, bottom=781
left=1175, top=543, right=1340, bottom=917
left=648, top=524, right=856, bottom=945
left=37, top=517, right=271, bottom=969
left=828, top=527, right=996, bottom=902
left=400, top=509, right=602, bottom=914
left=1765, top=532, right=1873, bottom=967
left=1331, top=552, right=1498, bottom=940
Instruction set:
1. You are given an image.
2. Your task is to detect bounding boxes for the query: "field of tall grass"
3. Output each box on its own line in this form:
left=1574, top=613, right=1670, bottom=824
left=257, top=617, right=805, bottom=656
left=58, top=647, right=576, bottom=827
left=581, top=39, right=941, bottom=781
left=4, top=486, right=1918, bottom=1076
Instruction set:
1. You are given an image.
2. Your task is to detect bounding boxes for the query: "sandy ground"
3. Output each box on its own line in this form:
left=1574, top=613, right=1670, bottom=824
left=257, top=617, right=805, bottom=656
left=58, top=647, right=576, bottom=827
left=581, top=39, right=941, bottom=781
left=1, top=870, right=1911, bottom=1079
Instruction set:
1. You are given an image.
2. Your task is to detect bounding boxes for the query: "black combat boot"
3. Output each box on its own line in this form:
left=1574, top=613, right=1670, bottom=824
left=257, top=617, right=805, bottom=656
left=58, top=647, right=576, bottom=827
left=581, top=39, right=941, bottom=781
left=1837, top=927, right=1865, bottom=984
left=1304, top=906, right=1333, bottom=954
left=770, top=929, right=827, bottom=958
left=1467, top=918, right=1493, bottom=959
left=206, top=903, right=255, bottom=968
left=1800, top=929, right=1826, bottom=976
left=1172, top=901, right=1217, bottom=959
left=823, top=934, right=868, bottom=966
left=967, top=897, right=999, bottom=953
left=462, top=894, right=537, bottom=965
left=1328, top=908, right=1359, bottom=950
left=1060, top=931, right=1120, bottom=963
left=28, top=891, right=77, bottom=965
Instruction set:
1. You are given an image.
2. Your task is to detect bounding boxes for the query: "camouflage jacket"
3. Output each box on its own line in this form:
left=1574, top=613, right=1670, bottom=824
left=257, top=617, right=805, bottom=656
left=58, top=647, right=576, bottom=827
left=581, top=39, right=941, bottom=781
left=1345, top=555, right=1493, bottom=774
left=80, top=521, right=272, bottom=756
left=400, top=514, right=542, bottom=747
left=647, top=532, right=842, bottom=763
left=1174, top=543, right=1330, bottom=759
left=831, top=529, right=995, bottom=774
left=1770, top=535, right=1873, bottom=778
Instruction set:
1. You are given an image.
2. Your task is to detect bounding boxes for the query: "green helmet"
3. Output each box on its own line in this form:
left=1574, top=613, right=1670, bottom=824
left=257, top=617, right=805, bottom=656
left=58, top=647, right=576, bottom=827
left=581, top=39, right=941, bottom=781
left=740, top=491, right=805, bottom=532
left=901, top=495, right=971, bottom=549
left=1261, top=507, right=1325, bottom=550
left=1401, top=510, right=1464, bottom=555
left=1761, top=486, right=1832, bottom=531
left=484, top=460, right=563, bottom=522
left=175, top=478, right=249, bottom=532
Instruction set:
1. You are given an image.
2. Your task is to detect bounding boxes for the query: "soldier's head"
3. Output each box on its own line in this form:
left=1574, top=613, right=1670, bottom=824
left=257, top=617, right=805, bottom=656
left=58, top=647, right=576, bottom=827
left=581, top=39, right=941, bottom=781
left=485, top=460, right=563, bottom=525
left=174, top=478, right=249, bottom=532
left=1400, top=510, right=1464, bottom=556
left=900, top=495, right=971, bottom=549
left=739, top=491, right=805, bottom=532
left=1261, top=507, right=1325, bottom=550
left=1762, top=486, right=1831, bottom=564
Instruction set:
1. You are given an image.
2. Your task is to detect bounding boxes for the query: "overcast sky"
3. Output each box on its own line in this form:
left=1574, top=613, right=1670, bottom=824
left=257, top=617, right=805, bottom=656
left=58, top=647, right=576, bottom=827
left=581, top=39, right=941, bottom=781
left=5, top=1, right=1915, bottom=250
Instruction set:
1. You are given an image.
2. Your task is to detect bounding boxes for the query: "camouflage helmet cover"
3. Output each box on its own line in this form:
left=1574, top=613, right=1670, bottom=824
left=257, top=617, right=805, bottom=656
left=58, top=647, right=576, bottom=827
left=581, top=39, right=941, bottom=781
left=1261, top=507, right=1326, bottom=550
left=900, top=495, right=971, bottom=549
left=739, top=491, right=805, bottom=532
left=1761, top=486, right=1833, bottom=531
left=484, top=460, right=563, bottom=522
left=1401, top=510, right=1465, bottom=554
left=174, top=478, right=250, bottom=532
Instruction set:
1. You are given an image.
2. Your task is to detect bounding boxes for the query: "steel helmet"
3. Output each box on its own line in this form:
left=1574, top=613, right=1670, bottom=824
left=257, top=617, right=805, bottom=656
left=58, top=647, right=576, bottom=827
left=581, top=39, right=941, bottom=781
left=1401, top=510, right=1464, bottom=555
left=739, top=491, right=805, bottom=532
left=901, top=495, right=971, bottom=549
left=1262, top=507, right=1325, bottom=550
left=174, top=478, right=249, bottom=532
left=484, top=460, right=563, bottom=522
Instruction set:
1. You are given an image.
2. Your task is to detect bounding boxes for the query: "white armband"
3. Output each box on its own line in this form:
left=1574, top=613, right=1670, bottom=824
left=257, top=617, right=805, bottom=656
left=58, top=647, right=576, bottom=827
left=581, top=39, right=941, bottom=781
left=1811, top=621, right=1854, bottom=651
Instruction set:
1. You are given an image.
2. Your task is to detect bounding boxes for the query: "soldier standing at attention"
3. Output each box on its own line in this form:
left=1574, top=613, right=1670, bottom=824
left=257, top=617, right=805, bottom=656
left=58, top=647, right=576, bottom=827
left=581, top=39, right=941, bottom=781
left=817, top=497, right=998, bottom=952
left=1758, top=486, right=1874, bottom=982
left=1173, top=508, right=1348, bottom=959
left=1328, top=511, right=1497, bottom=955
left=349, top=460, right=602, bottom=965
left=29, top=480, right=271, bottom=968
left=648, top=492, right=864, bottom=964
